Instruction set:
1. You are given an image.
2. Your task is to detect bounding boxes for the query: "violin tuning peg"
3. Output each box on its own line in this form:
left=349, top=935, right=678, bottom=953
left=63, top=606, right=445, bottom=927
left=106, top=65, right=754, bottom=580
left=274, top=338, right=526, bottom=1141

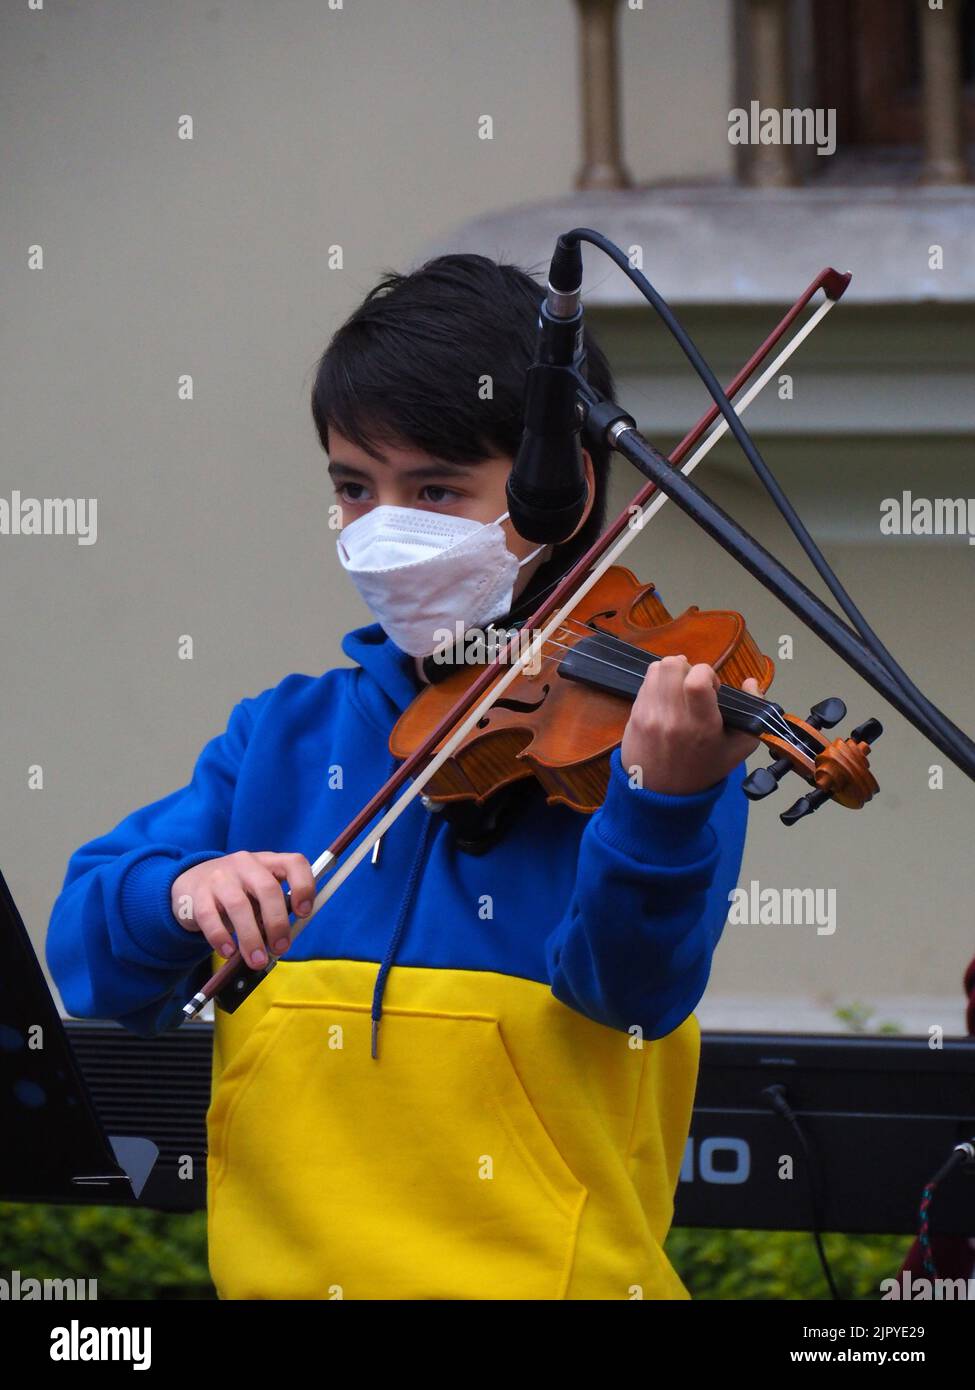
left=780, top=786, right=832, bottom=827
left=807, top=697, right=846, bottom=730
left=742, top=754, right=793, bottom=800
left=742, top=767, right=780, bottom=800
left=780, top=795, right=813, bottom=826
left=850, top=717, right=883, bottom=746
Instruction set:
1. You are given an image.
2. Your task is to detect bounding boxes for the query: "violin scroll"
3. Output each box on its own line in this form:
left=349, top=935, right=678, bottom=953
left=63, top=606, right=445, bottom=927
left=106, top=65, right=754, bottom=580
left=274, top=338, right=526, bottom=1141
left=743, top=696, right=883, bottom=826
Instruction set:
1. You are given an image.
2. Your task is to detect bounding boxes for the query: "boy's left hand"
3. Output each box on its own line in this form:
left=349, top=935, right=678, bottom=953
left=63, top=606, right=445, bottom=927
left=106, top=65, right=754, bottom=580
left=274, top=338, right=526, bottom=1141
left=620, top=654, right=762, bottom=797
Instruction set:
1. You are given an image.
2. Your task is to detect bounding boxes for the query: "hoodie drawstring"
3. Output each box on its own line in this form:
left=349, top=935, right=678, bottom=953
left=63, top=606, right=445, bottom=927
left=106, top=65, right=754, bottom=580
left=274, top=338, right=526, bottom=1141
left=370, top=755, right=436, bottom=1060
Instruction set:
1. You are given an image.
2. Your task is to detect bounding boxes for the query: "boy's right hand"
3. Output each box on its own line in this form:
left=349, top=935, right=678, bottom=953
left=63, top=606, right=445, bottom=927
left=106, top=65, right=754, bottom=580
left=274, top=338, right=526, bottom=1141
left=170, top=851, right=316, bottom=967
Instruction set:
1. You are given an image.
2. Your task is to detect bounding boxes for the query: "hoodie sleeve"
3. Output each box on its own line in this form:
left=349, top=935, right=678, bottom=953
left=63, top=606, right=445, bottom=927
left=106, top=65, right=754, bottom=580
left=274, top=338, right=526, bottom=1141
left=45, top=693, right=267, bottom=1038
left=544, top=745, right=748, bottom=1041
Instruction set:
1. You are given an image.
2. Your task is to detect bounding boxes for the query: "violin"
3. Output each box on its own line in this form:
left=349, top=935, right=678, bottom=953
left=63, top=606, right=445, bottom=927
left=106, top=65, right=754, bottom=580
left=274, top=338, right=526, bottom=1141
left=390, top=565, right=880, bottom=822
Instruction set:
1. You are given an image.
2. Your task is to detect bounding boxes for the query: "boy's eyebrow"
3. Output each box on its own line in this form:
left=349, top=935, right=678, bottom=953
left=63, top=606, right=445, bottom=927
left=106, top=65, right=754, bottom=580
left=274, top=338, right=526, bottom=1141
left=327, top=459, right=478, bottom=480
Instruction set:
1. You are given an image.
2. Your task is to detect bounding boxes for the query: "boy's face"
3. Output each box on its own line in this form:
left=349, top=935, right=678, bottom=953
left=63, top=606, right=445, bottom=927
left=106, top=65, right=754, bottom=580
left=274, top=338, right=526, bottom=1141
left=327, top=426, right=596, bottom=607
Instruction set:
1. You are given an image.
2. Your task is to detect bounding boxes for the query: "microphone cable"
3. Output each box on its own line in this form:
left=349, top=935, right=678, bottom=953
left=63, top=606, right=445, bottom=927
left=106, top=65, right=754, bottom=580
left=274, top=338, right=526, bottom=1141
left=762, top=1082, right=844, bottom=1301
left=918, top=1138, right=975, bottom=1279
left=559, top=227, right=975, bottom=781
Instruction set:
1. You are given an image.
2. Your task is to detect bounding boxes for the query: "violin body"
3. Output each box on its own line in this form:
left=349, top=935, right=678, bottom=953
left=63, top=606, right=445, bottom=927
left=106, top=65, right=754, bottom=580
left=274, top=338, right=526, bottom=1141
left=390, top=566, right=776, bottom=814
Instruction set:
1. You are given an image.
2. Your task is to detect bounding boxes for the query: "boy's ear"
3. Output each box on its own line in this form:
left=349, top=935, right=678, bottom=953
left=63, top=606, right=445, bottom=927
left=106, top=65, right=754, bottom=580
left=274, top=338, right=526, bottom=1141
left=564, top=449, right=597, bottom=543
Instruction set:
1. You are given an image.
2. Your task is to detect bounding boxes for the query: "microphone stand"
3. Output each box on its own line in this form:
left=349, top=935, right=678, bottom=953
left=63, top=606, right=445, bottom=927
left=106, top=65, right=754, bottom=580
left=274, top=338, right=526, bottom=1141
left=578, top=390, right=975, bottom=783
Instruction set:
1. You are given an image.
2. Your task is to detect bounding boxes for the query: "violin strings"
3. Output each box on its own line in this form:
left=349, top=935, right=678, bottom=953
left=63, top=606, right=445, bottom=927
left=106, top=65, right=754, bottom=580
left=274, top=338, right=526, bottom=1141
left=540, top=631, right=815, bottom=757
left=559, top=622, right=813, bottom=752
left=513, top=621, right=817, bottom=757
left=546, top=614, right=798, bottom=737
left=502, top=592, right=806, bottom=749
left=551, top=616, right=779, bottom=724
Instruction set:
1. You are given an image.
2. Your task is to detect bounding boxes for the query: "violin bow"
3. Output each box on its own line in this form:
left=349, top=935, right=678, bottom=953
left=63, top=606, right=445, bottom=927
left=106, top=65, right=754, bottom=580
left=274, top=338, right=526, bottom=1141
left=184, top=267, right=845, bottom=1019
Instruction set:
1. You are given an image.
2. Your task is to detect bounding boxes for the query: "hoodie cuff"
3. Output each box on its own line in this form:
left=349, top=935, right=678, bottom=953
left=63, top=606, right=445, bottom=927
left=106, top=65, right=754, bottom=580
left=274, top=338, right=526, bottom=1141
left=596, top=746, right=728, bottom=867
left=119, top=851, right=224, bottom=964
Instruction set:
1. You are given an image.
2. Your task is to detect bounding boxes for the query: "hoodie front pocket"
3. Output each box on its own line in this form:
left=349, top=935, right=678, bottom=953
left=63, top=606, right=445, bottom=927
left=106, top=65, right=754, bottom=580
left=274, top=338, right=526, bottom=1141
left=207, top=997, right=588, bottom=1300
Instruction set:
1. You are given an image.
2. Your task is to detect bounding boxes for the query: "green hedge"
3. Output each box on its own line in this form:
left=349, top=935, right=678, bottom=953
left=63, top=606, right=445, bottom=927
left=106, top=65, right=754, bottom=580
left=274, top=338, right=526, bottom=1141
left=0, top=1203, right=213, bottom=1300
left=0, top=1201, right=908, bottom=1300
left=666, top=1226, right=910, bottom=1300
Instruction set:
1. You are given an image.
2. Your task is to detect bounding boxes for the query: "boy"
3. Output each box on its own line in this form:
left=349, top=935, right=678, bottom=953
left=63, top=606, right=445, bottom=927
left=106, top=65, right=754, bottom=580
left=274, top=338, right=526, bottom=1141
left=46, top=253, right=759, bottom=1300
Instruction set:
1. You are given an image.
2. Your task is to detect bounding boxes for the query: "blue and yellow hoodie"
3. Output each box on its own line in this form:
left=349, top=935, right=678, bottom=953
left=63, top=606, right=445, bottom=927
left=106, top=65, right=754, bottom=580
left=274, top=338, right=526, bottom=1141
left=46, top=620, right=749, bottom=1300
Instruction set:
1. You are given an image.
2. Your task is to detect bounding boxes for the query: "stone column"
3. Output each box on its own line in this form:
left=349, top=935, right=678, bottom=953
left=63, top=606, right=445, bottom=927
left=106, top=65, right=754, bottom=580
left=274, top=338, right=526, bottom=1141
left=574, top=0, right=632, bottom=189
left=745, top=0, right=798, bottom=186
left=918, top=0, right=971, bottom=185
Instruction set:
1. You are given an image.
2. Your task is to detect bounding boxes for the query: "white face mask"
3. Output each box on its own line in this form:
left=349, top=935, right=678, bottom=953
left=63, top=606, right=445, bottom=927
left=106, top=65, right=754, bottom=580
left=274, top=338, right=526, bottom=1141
left=336, top=504, right=545, bottom=657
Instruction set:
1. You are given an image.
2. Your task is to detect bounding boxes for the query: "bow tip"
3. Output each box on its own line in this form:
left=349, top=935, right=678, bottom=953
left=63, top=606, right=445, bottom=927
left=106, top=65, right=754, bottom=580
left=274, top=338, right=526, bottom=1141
left=822, top=268, right=853, bottom=302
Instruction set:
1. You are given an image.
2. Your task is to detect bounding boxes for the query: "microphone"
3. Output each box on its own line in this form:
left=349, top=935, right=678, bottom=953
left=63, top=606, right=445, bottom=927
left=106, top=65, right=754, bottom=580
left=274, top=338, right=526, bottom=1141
left=505, top=235, right=590, bottom=544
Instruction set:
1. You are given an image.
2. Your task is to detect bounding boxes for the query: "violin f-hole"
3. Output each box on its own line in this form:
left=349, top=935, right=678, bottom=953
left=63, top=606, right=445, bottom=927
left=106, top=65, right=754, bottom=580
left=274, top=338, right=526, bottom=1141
left=477, top=684, right=552, bottom=726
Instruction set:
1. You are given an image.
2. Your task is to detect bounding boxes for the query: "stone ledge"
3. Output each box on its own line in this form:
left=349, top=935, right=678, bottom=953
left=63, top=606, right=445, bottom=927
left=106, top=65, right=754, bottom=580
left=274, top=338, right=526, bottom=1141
left=696, top=993, right=967, bottom=1037
left=418, top=184, right=975, bottom=305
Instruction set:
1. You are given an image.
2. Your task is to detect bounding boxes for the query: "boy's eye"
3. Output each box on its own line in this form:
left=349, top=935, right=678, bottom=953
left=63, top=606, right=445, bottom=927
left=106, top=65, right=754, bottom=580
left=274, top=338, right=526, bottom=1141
left=334, top=481, right=462, bottom=506
left=337, top=482, right=369, bottom=503
left=420, top=485, right=460, bottom=503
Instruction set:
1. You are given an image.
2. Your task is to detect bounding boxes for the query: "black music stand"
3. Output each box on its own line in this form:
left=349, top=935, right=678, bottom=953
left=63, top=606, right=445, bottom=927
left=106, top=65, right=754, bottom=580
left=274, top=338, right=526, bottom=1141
left=0, top=868, right=157, bottom=1202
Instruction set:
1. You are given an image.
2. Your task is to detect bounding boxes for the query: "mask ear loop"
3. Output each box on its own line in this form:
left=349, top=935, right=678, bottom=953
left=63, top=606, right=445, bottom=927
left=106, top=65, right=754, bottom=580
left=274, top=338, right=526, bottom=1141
left=494, top=510, right=546, bottom=568
left=494, top=472, right=598, bottom=625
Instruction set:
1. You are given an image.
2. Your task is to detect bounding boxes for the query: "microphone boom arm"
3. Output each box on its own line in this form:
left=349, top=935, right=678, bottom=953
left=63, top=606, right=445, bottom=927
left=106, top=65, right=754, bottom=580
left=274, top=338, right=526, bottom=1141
left=578, top=397, right=975, bottom=782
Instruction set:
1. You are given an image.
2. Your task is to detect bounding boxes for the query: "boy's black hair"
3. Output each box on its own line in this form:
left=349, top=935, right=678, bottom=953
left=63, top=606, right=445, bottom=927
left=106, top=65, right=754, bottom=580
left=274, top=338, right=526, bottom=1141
left=310, top=253, right=617, bottom=611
